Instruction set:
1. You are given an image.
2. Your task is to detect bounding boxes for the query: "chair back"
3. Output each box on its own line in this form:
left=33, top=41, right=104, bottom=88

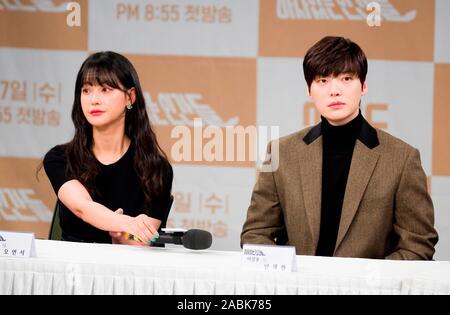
left=48, top=201, right=62, bottom=240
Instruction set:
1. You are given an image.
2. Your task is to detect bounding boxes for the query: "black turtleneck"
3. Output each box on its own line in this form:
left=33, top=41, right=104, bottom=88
left=316, top=112, right=363, bottom=257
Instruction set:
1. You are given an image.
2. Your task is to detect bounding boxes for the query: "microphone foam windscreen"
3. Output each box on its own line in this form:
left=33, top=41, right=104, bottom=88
left=182, top=229, right=213, bottom=250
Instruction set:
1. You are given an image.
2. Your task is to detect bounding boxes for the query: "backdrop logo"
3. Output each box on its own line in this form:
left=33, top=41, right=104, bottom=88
left=0, top=0, right=70, bottom=12
left=145, top=92, right=239, bottom=127
left=0, top=0, right=87, bottom=49
left=128, top=54, right=257, bottom=167
left=0, top=158, right=57, bottom=238
left=276, top=0, right=416, bottom=23
left=260, top=0, right=434, bottom=61
left=0, top=188, right=52, bottom=222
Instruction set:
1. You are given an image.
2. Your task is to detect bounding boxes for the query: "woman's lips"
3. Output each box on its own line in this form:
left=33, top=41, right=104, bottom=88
left=90, top=110, right=105, bottom=116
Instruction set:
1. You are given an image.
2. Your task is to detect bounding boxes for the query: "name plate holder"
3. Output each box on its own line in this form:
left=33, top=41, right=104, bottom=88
left=241, top=244, right=297, bottom=272
left=0, top=231, right=36, bottom=258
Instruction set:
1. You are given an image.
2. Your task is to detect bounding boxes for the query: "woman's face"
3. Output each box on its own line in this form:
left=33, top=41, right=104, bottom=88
left=80, top=83, right=132, bottom=129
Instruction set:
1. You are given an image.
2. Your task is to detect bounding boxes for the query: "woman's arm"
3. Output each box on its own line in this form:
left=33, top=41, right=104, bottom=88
left=58, top=179, right=159, bottom=244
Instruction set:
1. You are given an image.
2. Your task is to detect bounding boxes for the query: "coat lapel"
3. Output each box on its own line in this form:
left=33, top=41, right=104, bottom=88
left=299, top=137, right=322, bottom=252
left=334, top=140, right=380, bottom=253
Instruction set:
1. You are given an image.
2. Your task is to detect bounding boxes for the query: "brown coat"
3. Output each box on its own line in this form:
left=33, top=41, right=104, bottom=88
left=241, top=119, right=438, bottom=260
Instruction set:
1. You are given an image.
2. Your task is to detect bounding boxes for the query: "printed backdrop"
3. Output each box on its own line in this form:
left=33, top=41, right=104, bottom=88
left=1, top=0, right=449, bottom=259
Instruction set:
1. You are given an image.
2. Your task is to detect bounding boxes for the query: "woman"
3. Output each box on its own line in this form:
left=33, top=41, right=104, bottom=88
left=43, top=51, right=173, bottom=245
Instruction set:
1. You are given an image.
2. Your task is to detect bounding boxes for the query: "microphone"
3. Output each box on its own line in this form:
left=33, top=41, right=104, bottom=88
left=153, top=229, right=212, bottom=250
left=125, top=229, right=213, bottom=250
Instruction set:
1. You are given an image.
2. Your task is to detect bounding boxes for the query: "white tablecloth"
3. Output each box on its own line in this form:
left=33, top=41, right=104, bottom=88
left=1, top=240, right=449, bottom=295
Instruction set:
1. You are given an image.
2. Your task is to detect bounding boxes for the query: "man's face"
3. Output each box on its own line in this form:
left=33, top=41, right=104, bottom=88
left=309, top=73, right=368, bottom=126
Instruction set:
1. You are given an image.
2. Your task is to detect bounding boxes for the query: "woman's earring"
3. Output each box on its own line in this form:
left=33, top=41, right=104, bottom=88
left=126, top=103, right=133, bottom=110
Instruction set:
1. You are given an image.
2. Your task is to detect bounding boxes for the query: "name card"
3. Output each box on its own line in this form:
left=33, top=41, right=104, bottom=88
left=241, top=244, right=297, bottom=272
left=0, top=231, right=36, bottom=258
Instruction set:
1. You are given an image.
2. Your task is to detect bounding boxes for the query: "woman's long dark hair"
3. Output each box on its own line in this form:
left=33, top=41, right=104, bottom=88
left=66, top=51, right=170, bottom=210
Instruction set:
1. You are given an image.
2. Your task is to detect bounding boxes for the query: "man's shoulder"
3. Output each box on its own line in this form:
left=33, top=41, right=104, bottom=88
left=277, top=126, right=314, bottom=148
left=375, top=128, right=416, bottom=156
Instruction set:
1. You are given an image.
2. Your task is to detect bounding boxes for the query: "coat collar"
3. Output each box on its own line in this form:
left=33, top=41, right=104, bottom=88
left=303, top=115, right=380, bottom=149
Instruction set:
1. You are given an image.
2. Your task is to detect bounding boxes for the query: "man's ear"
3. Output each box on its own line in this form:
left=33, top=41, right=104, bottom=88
left=361, top=82, right=368, bottom=96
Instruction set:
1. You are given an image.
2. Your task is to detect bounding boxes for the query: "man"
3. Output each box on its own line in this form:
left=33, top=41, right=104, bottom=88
left=241, top=36, right=438, bottom=260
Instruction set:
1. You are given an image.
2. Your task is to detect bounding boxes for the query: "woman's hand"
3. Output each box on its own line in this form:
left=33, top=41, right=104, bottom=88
left=114, top=210, right=158, bottom=245
left=110, top=209, right=159, bottom=245
left=124, top=214, right=159, bottom=244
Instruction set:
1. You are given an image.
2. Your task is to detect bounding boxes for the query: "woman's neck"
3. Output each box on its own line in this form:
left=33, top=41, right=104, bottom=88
left=92, top=124, right=130, bottom=165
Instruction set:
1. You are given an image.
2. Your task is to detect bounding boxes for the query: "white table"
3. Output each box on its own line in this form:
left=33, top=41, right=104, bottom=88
left=1, top=240, right=449, bottom=295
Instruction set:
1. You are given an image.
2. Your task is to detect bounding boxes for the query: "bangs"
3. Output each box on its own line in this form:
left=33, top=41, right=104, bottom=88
left=314, top=55, right=361, bottom=79
left=80, top=64, right=124, bottom=90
